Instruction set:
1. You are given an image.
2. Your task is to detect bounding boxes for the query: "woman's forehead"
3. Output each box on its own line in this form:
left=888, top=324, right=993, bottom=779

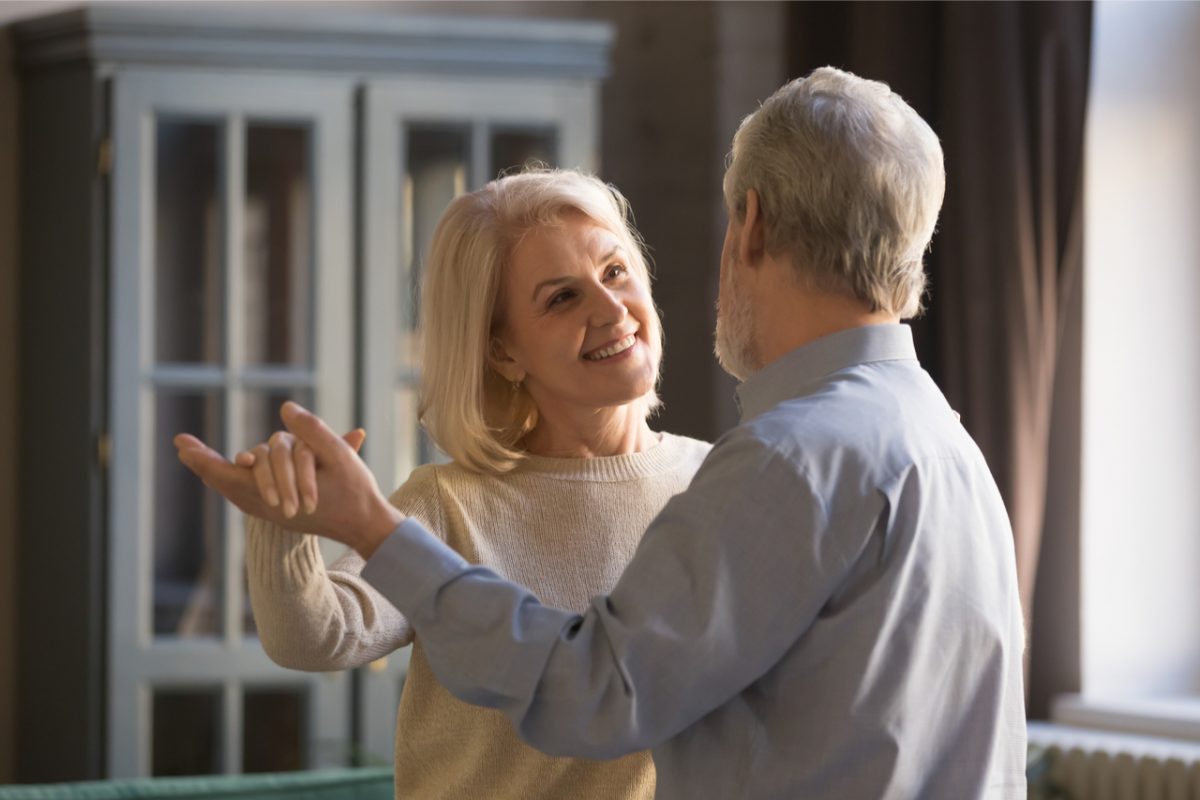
left=510, top=218, right=626, bottom=277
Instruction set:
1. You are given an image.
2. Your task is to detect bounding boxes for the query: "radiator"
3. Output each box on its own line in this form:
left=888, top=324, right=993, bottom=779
left=1029, top=721, right=1200, bottom=799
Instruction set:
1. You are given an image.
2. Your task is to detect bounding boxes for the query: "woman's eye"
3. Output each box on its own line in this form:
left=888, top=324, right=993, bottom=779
left=605, top=264, right=628, bottom=281
left=548, top=290, right=574, bottom=308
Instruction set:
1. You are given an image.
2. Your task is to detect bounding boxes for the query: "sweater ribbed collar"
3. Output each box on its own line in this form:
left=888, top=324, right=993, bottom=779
left=515, top=432, right=692, bottom=482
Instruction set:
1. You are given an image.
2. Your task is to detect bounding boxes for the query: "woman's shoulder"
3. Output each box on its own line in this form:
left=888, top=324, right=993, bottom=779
left=658, top=431, right=714, bottom=468
left=386, top=463, right=450, bottom=534
left=387, top=460, right=497, bottom=510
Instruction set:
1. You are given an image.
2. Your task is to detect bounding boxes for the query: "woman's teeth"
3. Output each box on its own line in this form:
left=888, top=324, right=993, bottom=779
left=584, top=334, right=636, bottom=361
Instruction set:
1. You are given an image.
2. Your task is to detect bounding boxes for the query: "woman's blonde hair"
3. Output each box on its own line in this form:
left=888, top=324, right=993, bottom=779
left=418, top=168, right=661, bottom=474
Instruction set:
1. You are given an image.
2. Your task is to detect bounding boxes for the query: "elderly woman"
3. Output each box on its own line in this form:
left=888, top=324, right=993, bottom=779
left=176, top=169, right=709, bottom=799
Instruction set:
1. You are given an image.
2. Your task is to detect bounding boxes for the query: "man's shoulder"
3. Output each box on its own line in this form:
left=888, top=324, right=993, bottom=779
left=731, top=383, right=870, bottom=463
left=731, top=368, right=973, bottom=481
left=705, top=417, right=809, bottom=481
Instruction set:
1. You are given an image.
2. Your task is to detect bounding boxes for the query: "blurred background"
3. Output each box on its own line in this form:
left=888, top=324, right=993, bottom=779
left=1, top=0, right=1198, bottom=791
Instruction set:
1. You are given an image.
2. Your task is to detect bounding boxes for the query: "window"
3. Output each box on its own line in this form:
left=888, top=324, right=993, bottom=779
left=1074, top=0, right=1200, bottom=717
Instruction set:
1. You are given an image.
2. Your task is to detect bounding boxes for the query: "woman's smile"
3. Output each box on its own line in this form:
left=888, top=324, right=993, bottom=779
left=583, top=333, right=639, bottom=362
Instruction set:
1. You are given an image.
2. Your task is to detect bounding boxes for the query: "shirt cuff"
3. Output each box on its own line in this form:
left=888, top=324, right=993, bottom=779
left=361, top=518, right=469, bottom=615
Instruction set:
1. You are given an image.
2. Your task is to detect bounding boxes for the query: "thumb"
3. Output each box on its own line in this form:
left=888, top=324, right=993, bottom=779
left=280, top=401, right=347, bottom=461
left=175, top=438, right=241, bottom=485
left=174, top=433, right=209, bottom=452
left=343, top=428, right=367, bottom=454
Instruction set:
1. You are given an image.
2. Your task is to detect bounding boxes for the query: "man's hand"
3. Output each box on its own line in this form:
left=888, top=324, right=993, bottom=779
left=234, top=428, right=367, bottom=518
left=175, top=402, right=403, bottom=559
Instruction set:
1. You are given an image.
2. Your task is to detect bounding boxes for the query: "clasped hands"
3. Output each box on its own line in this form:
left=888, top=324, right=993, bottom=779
left=174, top=401, right=402, bottom=559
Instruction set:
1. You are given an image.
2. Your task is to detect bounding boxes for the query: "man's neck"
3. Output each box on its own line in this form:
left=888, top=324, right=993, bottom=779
left=753, top=272, right=900, bottom=371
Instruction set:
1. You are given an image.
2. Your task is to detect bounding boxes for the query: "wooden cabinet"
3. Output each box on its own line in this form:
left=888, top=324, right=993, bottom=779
left=13, top=5, right=611, bottom=781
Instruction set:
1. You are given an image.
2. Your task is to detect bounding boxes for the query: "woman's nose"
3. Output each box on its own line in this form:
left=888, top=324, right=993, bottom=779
left=588, top=286, right=628, bottom=328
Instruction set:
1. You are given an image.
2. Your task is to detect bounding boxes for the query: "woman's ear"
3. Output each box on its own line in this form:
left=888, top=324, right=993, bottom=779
left=488, top=336, right=526, bottom=384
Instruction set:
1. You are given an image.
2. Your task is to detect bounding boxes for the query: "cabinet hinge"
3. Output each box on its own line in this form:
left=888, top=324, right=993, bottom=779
left=97, top=138, right=113, bottom=177
left=97, top=432, right=112, bottom=469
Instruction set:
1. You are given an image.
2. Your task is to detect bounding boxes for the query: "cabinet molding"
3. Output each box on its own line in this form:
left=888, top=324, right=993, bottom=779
left=13, top=5, right=615, bottom=79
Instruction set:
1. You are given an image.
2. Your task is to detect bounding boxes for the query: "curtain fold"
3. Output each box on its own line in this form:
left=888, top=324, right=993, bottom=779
left=786, top=0, right=1093, bottom=702
left=935, top=1, right=1091, bottom=644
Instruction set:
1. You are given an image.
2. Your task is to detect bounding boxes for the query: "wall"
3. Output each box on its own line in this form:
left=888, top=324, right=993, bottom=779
left=710, top=2, right=786, bottom=431
left=0, top=1, right=78, bottom=780
left=1082, top=0, right=1200, bottom=696
left=0, top=24, right=17, bottom=788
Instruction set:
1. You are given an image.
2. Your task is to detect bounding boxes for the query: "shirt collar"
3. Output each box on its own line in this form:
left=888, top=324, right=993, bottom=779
left=735, top=323, right=918, bottom=422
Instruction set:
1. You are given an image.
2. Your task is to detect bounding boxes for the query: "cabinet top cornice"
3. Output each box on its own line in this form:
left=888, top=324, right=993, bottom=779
left=12, top=3, right=615, bottom=78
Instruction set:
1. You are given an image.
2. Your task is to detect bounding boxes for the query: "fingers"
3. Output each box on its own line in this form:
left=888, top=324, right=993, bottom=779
left=249, top=443, right=280, bottom=509
left=344, top=428, right=366, bottom=454
left=294, top=442, right=318, bottom=514
left=175, top=438, right=225, bottom=476
left=174, top=433, right=210, bottom=451
left=281, top=402, right=346, bottom=462
left=176, top=441, right=268, bottom=518
left=296, top=429, right=360, bottom=513
left=268, top=431, right=301, bottom=518
left=232, top=425, right=360, bottom=517
left=174, top=434, right=229, bottom=470
left=179, top=414, right=367, bottom=525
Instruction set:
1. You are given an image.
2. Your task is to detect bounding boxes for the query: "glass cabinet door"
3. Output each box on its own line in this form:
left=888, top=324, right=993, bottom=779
left=358, top=75, right=600, bottom=762
left=109, top=69, right=355, bottom=778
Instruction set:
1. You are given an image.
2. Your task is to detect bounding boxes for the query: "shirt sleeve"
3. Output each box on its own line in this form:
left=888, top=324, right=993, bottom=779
left=362, top=431, right=861, bottom=759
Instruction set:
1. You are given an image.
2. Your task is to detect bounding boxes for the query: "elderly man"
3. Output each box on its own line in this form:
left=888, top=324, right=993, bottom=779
left=181, top=67, right=1027, bottom=798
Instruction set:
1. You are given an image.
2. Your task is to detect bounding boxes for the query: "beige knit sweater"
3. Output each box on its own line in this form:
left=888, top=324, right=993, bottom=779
left=245, top=432, right=711, bottom=800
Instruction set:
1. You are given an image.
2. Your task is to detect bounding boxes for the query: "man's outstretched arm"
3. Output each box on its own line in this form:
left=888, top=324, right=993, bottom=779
left=361, top=432, right=860, bottom=759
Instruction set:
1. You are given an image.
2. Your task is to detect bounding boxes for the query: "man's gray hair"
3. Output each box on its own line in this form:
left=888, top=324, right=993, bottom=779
left=722, top=67, right=945, bottom=318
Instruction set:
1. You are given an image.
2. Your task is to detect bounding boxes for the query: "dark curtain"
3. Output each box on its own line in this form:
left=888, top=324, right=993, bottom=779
left=786, top=1, right=1092, bottom=712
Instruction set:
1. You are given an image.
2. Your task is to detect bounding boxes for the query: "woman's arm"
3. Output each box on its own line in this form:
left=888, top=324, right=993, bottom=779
left=175, top=423, right=445, bottom=671
left=245, top=514, right=415, bottom=671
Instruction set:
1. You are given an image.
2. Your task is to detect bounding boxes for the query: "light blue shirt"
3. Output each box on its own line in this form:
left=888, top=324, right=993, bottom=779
left=363, top=323, right=1027, bottom=799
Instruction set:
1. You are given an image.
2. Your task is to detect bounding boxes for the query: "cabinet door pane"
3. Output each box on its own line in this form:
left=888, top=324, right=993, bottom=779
left=404, top=126, right=469, bottom=341
left=491, top=127, right=557, bottom=177
left=152, top=688, right=222, bottom=776
left=393, top=126, right=470, bottom=483
left=155, top=120, right=224, bottom=364
left=154, top=391, right=225, bottom=638
left=241, top=387, right=316, bottom=454
left=245, top=124, right=314, bottom=368
left=243, top=687, right=308, bottom=773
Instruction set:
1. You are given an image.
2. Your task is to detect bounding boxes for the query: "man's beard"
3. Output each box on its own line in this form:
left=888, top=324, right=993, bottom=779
left=714, top=251, right=761, bottom=381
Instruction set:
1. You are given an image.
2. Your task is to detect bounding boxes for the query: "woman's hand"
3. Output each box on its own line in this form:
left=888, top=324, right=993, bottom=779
left=234, top=428, right=366, bottom=519
left=175, top=402, right=403, bottom=558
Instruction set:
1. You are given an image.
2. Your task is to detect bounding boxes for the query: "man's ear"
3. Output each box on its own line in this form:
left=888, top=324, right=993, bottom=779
left=488, top=336, right=526, bottom=384
left=738, top=188, right=767, bottom=267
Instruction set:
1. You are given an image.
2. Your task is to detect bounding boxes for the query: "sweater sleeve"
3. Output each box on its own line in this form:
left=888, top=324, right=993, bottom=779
left=246, top=464, right=446, bottom=672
